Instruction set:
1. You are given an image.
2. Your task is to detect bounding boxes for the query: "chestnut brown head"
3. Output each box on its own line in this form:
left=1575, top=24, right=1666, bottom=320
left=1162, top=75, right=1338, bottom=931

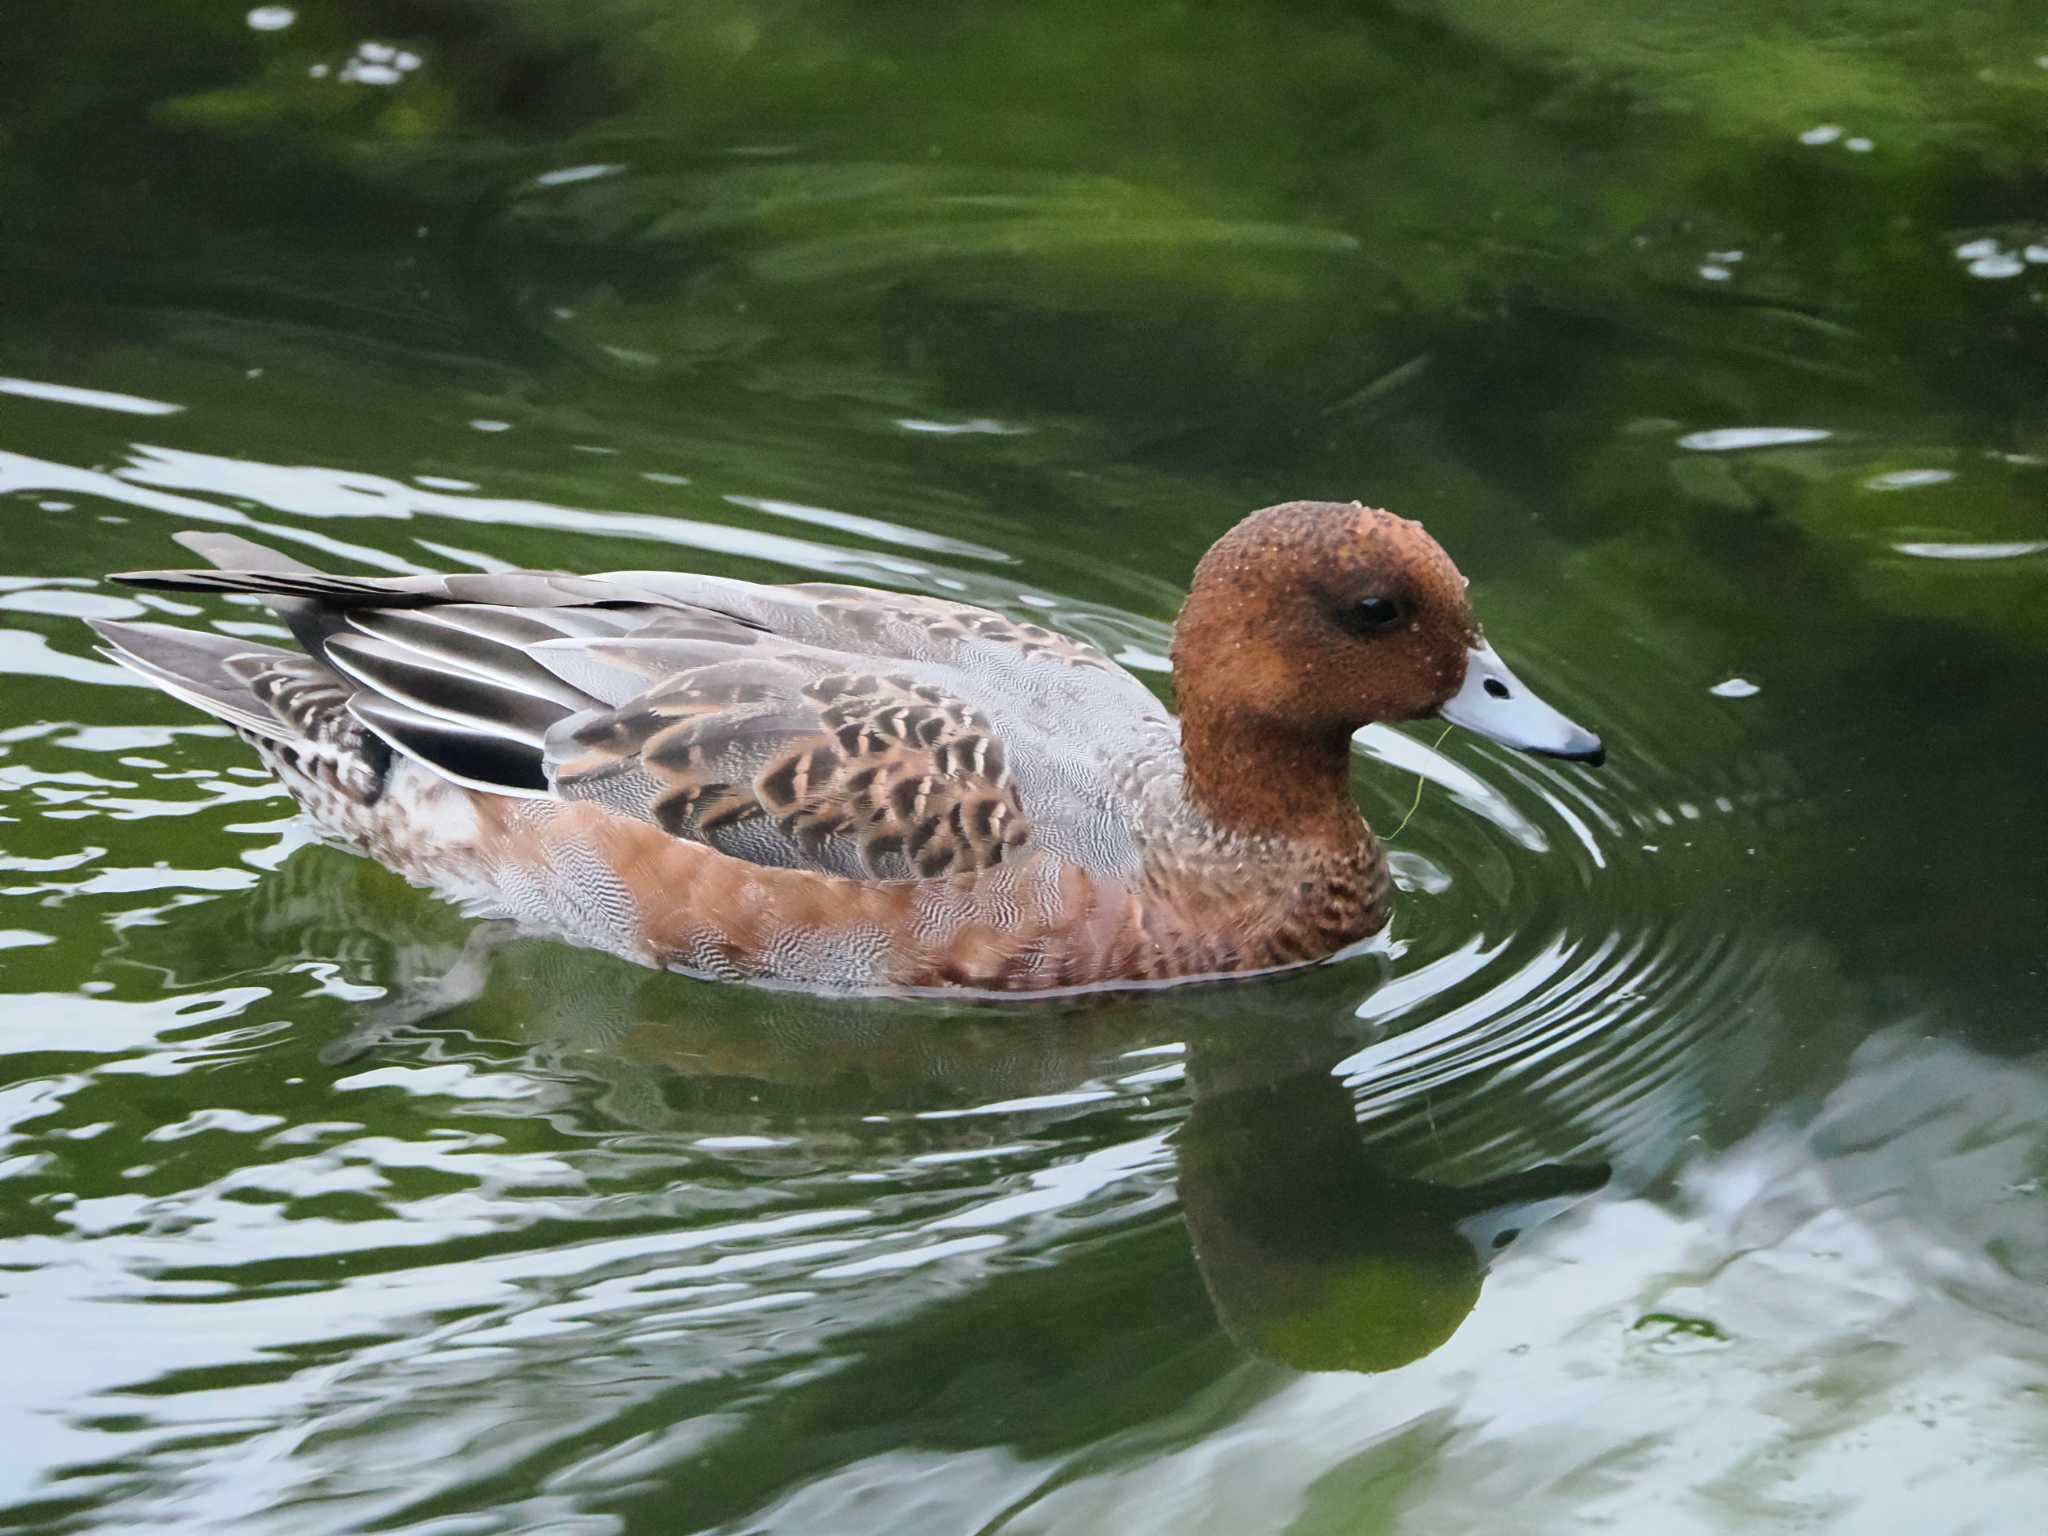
left=1172, top=500, right=1602, bottom=760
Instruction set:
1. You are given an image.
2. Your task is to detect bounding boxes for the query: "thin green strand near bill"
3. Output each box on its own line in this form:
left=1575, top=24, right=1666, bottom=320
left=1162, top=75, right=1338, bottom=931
left=1386, top=724, right=1454, bottom=842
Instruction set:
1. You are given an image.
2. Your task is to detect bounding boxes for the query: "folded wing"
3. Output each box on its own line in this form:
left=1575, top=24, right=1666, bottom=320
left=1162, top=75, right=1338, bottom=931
left=114, top=544, right=1049, bottom=878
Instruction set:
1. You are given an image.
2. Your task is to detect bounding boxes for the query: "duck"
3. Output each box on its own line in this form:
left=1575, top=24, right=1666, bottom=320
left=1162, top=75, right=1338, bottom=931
left=89, top=500, right=1601, bottom=994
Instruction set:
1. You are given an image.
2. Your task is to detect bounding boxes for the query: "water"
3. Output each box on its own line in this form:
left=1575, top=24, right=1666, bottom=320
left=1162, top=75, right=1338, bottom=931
left=3, top=3, right=2046, bottom=1531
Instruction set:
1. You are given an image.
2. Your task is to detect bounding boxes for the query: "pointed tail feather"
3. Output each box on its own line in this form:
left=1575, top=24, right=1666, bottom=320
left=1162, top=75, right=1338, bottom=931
left=107, top=567, right=451, bottom=604
left=171, top=531, right=320, bottom=574
left=112, top=532, right=451, bottom=658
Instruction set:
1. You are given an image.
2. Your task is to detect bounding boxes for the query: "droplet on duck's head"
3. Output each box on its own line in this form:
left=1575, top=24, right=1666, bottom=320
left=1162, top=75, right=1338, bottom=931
left=1173, top=500, right=1483, bottom=736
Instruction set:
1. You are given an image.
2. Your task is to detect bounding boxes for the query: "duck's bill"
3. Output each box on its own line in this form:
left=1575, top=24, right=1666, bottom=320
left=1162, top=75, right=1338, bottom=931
left=1439, top=640, right=1604, bottom=765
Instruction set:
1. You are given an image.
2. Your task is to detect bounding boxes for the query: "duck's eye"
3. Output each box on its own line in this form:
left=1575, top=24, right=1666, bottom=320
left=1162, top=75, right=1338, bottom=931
left=1342, top=596, right=1404, bottom=635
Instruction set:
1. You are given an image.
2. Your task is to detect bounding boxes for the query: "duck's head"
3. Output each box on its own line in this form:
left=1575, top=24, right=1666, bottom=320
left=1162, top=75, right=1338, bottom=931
left=1172, top=501, right=1601, bottom=832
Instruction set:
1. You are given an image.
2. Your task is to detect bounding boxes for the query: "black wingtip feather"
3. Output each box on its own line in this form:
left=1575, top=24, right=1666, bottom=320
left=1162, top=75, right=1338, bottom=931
left=349, top=696, right=549, bottom=796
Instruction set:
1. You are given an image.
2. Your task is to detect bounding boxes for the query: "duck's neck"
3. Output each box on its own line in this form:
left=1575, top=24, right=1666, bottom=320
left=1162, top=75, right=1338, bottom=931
left=1176, top=699, right=1372, bottom=854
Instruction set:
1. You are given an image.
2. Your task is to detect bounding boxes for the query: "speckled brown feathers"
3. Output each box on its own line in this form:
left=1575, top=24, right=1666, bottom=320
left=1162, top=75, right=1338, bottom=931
left=552, top=662, right=1032, bottom=880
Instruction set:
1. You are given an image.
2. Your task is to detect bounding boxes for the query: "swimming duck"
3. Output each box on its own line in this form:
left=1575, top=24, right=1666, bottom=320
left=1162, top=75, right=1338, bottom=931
left=91, top=500, right=1600, bottom=993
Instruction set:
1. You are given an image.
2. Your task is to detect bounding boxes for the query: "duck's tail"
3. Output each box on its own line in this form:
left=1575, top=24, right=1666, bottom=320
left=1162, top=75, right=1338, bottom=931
left=89, top=532, right=396, bottom=809
left=89, top=617, right=307, bottom=745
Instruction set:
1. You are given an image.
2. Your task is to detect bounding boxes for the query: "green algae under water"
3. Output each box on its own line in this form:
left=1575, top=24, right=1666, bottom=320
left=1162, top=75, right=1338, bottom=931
left=2, top=4, right=2046, bottom=1532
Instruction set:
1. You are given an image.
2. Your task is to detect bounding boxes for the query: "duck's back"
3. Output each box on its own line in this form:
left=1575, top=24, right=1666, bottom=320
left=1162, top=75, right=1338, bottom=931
left=526, top=572, right=1183, bottom=883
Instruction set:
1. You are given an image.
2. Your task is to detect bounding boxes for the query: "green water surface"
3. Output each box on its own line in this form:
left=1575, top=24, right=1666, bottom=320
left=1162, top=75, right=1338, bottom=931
left=3, top=4, right=2046, bottom=1532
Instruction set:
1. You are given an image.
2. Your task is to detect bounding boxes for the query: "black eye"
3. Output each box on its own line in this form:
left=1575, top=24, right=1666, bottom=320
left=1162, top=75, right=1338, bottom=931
left=1342, top=596, right=1404, bottom=635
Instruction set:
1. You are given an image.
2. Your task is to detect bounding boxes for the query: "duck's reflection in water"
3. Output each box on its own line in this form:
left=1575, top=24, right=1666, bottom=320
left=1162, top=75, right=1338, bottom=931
left=1178, top=1018, right=1606, bottom=1372
left=300, top=909, right=1609, bottom=1375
